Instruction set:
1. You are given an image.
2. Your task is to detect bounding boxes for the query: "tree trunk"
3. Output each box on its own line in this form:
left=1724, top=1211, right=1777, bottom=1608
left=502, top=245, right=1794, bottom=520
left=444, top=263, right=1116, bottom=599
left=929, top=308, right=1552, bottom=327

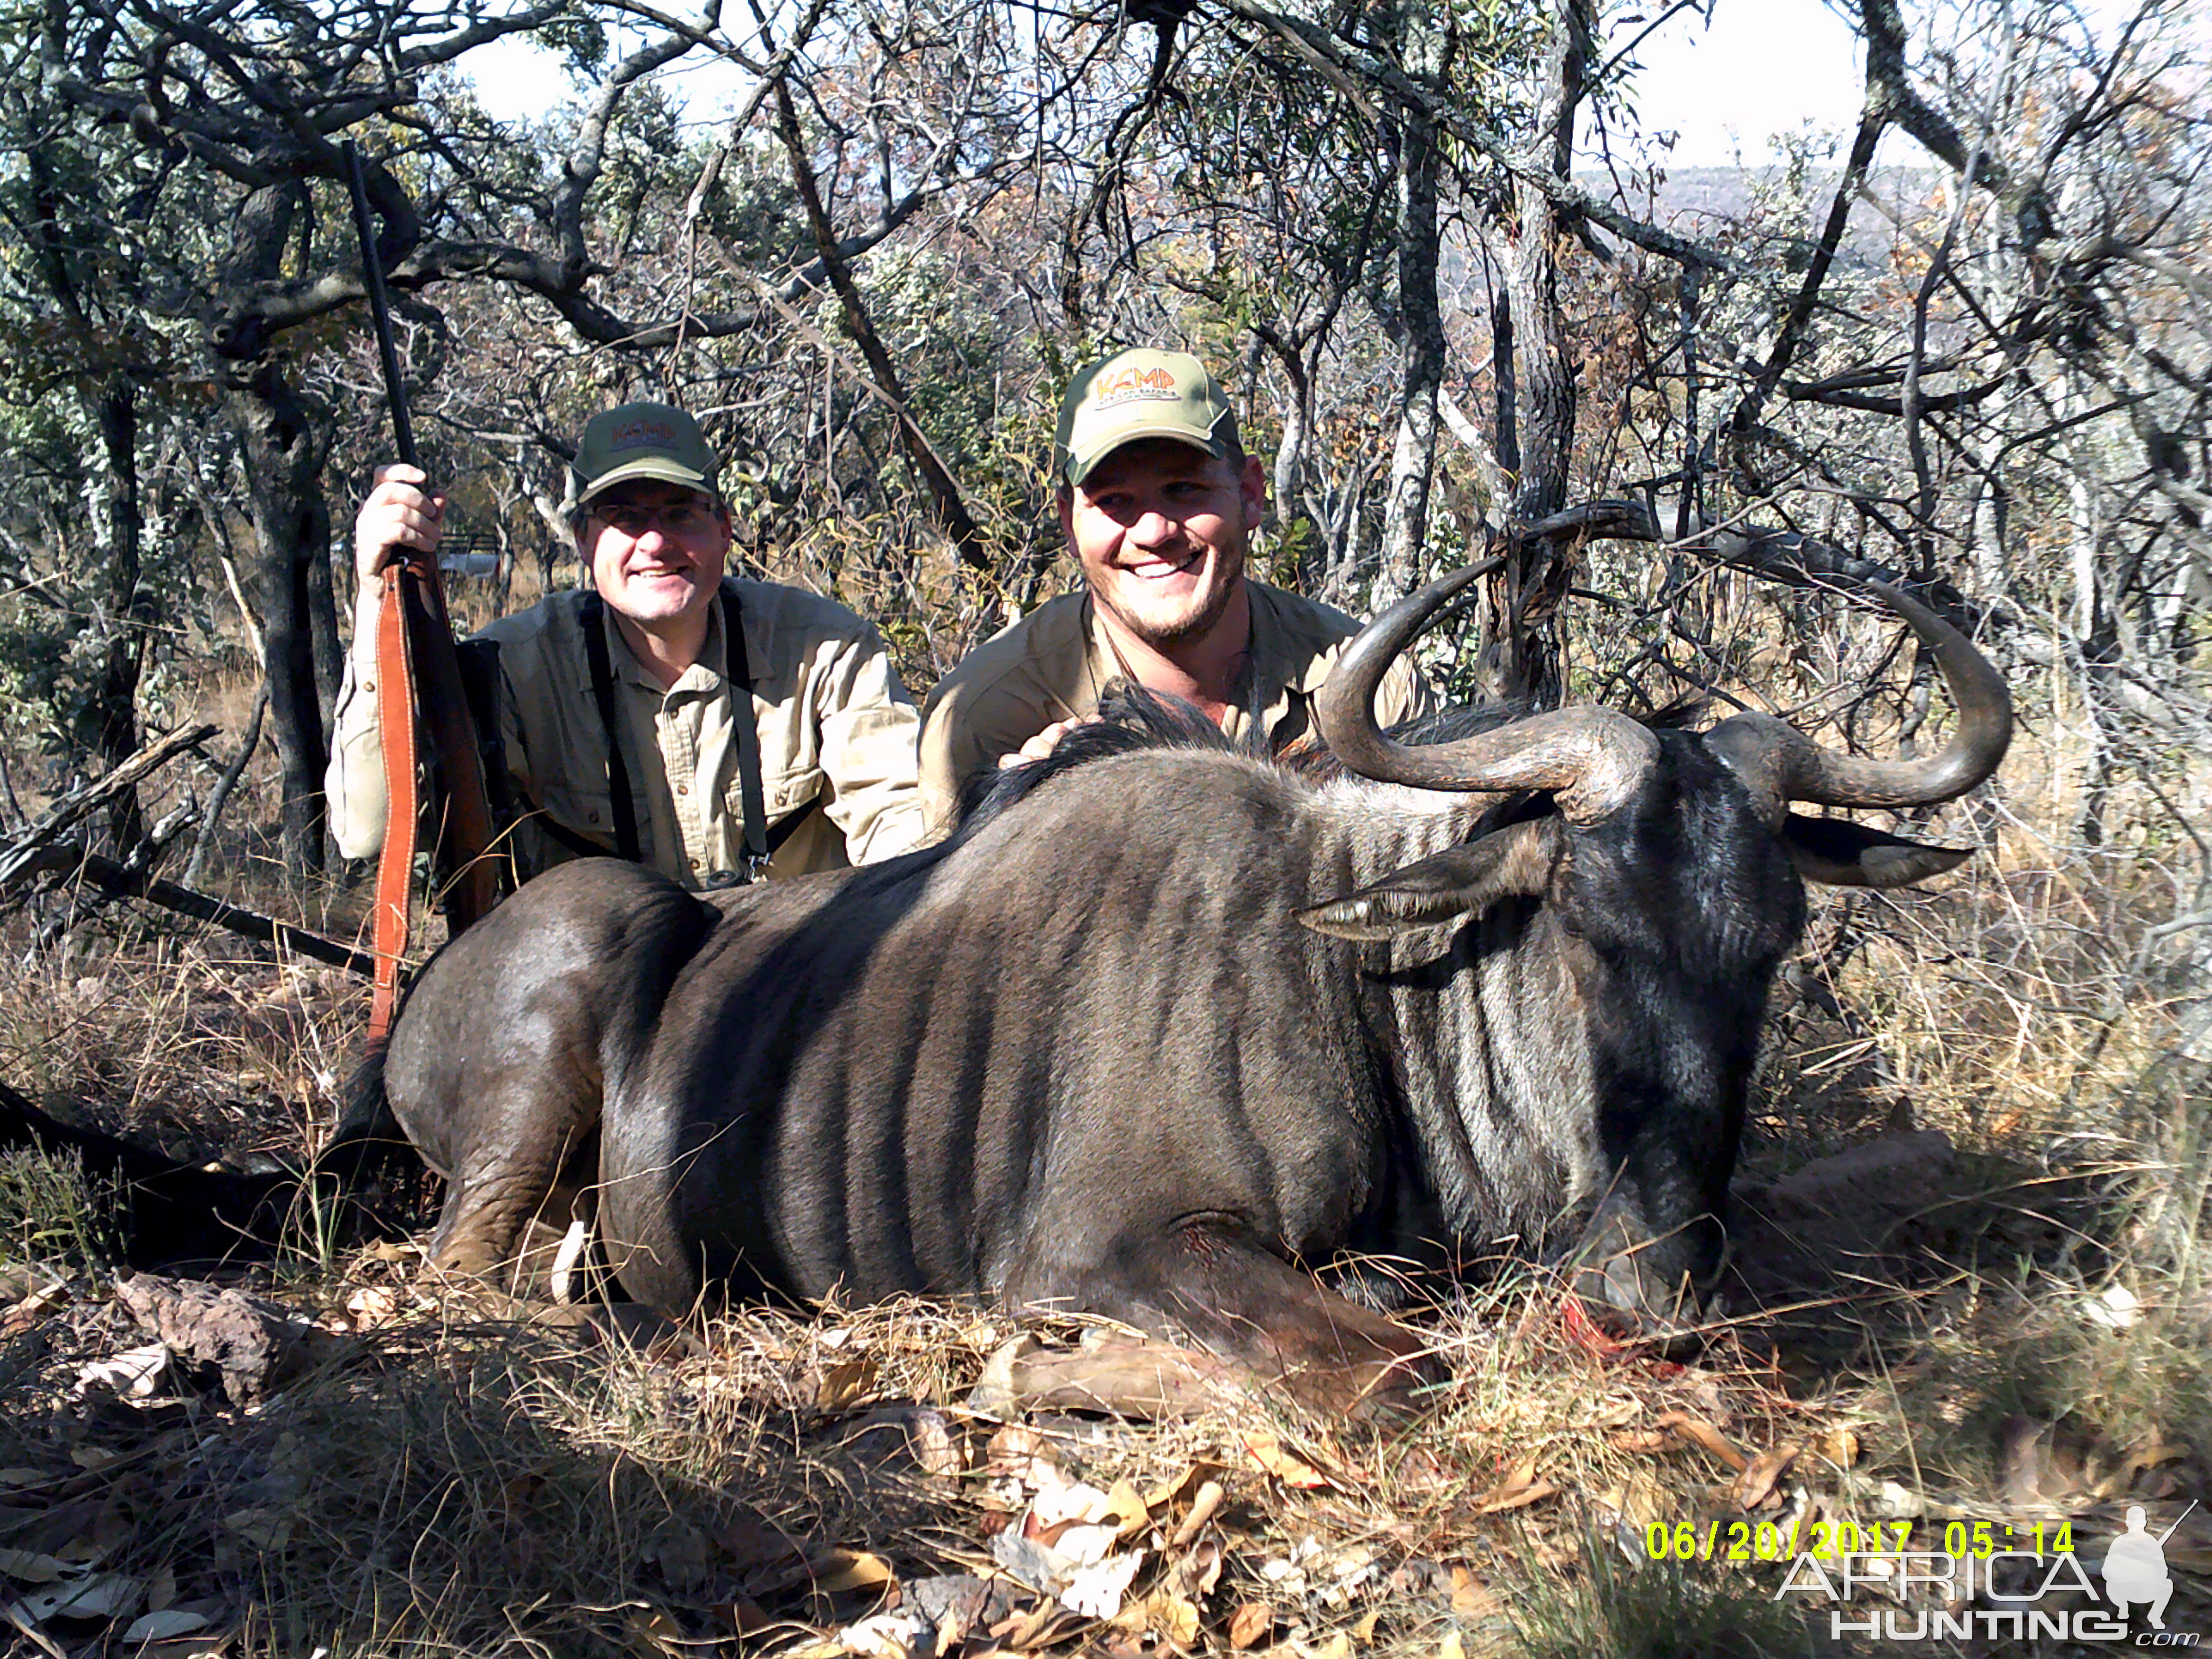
left=88, top=381, right=148, bottom=857
left=1486, top=0, right=1592, bottom=708
left=226, top=365, right=333, bottom=881
left=1376, top=1, right=1448, bottom=609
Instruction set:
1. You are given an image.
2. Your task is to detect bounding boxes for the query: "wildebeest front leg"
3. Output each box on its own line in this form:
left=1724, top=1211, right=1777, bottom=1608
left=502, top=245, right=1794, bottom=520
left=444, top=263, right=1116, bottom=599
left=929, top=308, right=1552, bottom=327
left=381, top=860, right=718, bottom=1289
left=425, top=1103, right=600, bottom=1285
left=1011, top=1218, right=1442, bottom=1419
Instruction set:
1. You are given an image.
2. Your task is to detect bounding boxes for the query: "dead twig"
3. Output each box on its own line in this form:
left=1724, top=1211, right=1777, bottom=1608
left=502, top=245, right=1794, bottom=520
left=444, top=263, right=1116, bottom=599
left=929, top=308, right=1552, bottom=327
left=0, top=724, right=217, bottom=891
left=7, top=842, right=375, bottom=978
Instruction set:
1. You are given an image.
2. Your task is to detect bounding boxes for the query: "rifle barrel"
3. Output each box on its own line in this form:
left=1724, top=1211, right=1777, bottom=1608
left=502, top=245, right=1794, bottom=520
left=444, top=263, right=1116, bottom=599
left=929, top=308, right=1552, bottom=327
left=2156, top=1499, right=2198, bottom=1547
left=342, top=139, right=419, bottom=471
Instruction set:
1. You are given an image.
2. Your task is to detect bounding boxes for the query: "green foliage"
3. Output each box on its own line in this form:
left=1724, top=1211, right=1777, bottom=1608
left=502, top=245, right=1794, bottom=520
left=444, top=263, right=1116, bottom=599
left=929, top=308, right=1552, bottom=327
left=0, top=1145, right=122, bottom=1278
left=0, top=386, right=215, bottom=755
left=699, top=129, right=800, bottom=260
left=0, top=602, right=74, bottom=753
left=541, top=14, right=609, bottom=75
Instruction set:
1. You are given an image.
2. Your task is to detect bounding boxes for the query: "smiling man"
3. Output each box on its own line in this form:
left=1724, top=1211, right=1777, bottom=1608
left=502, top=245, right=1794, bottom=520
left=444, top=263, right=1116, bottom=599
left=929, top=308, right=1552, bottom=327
left=918, top=348, right=1433, bottom=833
left=327, top=401, right=924, bottom=888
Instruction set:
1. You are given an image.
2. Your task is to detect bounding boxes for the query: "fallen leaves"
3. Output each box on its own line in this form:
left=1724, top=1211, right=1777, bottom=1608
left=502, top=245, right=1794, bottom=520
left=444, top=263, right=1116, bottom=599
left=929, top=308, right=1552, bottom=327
left=1448, top=1563, right=1499, bottom=1622
left=1652, top=1411, right=1749, bottom=1473
left=1226, top=1600, right=1275, bottom=1648
left=0, top=1537, right=225, bottom=1656
left=1240, top=1431, right=1345, bottom=1492
left=817, top=1355, right=881, bottom=1414
left=807, top=1550, right=897, bottom=1598
left=1467, top=1453, right=1557, bottom=1515
left=26, top=1242, right=2185, bottom=1659
left=0, top=1277, right=68, bottom=1340
left=1728, top=1443, right=1800, bottom=1512
left=989, top=1469, right=1149, bottom=1618
left=75, top=1342, right=168, bottom=1401
left=1817, top=1425, right=1861, bottom=1469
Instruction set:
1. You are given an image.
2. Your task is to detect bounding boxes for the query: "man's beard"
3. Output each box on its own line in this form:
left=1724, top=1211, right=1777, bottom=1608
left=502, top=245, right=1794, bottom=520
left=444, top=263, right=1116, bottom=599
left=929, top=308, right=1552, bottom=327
left=1119, top=567, right=1241, bottom=648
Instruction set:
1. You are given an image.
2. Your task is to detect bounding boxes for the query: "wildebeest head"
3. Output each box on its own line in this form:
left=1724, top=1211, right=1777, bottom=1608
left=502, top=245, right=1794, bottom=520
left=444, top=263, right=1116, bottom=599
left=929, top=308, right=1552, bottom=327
left=1296, top=563, right=2013, bottom=1332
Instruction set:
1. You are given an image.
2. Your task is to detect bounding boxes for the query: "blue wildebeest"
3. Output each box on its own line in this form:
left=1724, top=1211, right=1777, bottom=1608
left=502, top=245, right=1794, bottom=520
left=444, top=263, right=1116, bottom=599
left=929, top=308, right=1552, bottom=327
left=351, top=565, right=2009, bottom=1411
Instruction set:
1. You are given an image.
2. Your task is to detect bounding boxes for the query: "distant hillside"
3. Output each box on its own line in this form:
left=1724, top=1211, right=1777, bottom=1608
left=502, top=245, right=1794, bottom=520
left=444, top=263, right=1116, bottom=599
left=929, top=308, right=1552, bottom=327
left=1582, top=165, right=1949, bottom=272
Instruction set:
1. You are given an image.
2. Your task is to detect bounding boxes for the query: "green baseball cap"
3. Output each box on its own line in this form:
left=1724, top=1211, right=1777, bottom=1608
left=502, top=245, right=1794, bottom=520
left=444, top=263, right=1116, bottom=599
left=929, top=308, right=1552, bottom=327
left=1056, top=348, right=1239, bottom=486
left=570, top=400, right=720, bottom=506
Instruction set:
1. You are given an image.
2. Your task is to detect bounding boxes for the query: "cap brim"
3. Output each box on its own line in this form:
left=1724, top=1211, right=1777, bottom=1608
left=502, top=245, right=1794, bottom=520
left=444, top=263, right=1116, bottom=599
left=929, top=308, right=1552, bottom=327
left=1066, top=423, right=1224, bottom=485
left=577, top=458, right=713, bottom=503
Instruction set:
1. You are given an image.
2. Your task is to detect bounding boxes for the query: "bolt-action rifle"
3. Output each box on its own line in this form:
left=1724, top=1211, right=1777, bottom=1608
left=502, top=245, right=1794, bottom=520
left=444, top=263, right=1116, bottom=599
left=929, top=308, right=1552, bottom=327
left=342, top=141, right=498, bottom=1042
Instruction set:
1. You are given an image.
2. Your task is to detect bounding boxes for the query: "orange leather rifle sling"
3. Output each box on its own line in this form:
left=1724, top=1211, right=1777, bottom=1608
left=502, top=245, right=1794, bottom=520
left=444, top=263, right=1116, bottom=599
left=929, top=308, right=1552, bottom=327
left=345, top=142, right=498, bottom=1043
left=366, top=555, right=497, bottom=1040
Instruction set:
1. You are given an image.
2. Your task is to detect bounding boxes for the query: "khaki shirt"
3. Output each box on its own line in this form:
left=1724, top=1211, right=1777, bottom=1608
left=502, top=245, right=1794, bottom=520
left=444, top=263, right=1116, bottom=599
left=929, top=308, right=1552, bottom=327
left=918, top=581, right=1436, bottom=834
left=327, top=578, right=925, bottom=887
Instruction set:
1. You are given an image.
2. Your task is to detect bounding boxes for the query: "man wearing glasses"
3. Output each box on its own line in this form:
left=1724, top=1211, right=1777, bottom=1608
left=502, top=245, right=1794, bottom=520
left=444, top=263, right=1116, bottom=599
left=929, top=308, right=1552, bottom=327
left=327, top=401, right=925, bottom=889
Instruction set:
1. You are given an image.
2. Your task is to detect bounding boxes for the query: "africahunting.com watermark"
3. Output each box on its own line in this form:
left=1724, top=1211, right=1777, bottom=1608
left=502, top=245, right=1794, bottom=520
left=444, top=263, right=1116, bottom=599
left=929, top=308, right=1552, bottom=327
left=1645, top=1502, right=2200, bottom=1644
left=1771, top=1503, right=2198, bottom=1644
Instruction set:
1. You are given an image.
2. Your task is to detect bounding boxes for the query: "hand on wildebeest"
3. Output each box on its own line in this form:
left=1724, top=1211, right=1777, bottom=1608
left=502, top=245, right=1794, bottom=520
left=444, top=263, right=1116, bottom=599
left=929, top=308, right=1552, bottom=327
left=998, top=716, right=1095, bottom=770
left=354, top=463, right=445, bottom=585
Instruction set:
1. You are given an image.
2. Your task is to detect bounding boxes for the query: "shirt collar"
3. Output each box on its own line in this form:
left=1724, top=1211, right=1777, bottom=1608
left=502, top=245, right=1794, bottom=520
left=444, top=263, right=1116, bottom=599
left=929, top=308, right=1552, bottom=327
left=605, top=587, right=727, bottom=697
left=1080, top=583, right=1293, bottom=731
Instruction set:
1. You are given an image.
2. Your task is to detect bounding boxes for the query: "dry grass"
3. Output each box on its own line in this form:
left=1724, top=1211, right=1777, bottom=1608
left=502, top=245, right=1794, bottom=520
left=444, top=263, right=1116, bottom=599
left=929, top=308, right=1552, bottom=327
left=7, top=1203, right=2197, bottom=1657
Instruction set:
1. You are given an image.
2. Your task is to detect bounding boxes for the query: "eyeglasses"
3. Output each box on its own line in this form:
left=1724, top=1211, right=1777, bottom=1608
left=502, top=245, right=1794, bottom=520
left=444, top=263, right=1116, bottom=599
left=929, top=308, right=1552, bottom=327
left=591, top=500, right=719, bottom=538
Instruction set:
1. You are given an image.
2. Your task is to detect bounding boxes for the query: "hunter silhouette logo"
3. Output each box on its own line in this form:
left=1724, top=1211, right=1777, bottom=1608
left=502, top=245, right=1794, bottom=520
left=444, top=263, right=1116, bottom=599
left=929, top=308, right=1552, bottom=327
left=2104, top=1503, right=2189, bottom=1629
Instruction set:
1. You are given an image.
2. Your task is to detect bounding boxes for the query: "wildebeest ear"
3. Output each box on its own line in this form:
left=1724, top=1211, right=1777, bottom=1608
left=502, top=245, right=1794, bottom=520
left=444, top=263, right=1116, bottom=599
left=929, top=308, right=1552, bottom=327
left=1781, top=813, right=1975, bottom=888
left=1296, top=819, right=1560, bottom=939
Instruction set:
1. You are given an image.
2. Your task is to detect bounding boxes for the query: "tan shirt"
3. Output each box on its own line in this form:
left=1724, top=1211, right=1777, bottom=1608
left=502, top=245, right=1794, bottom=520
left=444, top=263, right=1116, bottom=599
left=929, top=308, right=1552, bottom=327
left=918, top=581, right=1437, bottom=834
left=327, top=578, right=925, bottom=886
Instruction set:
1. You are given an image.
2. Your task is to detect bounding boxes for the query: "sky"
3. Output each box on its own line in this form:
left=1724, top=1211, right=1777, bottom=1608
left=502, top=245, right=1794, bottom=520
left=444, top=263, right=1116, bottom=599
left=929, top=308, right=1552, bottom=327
left=1623, top=0, right=1876, bottom=167
left=463, top=0, right=1883, bottom=172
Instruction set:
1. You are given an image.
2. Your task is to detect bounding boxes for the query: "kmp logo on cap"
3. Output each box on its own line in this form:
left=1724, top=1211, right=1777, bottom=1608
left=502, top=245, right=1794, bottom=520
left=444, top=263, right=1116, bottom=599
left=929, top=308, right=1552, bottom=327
left=1092, top=363, right=1182, bottom=408
left=1057, top=347, right=1238, bottom=486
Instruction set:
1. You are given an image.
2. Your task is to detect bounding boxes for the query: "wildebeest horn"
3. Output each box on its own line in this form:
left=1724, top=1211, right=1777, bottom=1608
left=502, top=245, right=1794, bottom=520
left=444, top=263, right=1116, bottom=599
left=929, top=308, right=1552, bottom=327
left=1317, top=560, right=1661, bottom=824
left=1705, top=580, right=2012, bottom=811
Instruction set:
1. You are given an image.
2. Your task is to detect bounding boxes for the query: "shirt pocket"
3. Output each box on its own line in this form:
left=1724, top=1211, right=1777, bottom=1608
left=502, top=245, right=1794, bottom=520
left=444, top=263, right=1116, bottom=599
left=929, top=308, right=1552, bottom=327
left=535, top=778, right=623, bottom=847
left=728, top=764, right=821, bottom=825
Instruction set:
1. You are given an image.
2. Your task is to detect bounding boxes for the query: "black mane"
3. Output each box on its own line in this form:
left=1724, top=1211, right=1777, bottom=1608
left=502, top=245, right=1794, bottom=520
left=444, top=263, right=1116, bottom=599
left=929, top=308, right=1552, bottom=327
left=934, top=682, right=1714, bottom=839
left=954, top=685, right=1256, bottom=832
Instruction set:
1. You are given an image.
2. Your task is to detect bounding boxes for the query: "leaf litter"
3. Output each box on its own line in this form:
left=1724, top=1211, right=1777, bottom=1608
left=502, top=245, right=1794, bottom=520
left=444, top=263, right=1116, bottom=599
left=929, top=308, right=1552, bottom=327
left=0, top=1198, right=2203, bottom=1654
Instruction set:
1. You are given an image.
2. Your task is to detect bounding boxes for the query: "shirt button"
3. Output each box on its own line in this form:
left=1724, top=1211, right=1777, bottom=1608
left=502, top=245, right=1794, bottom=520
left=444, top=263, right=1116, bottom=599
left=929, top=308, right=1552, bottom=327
left=362, top=679, right=375, bottom=692
left=676, top=783, right=689, bottom=796
left=689, top=857, right=700, bottom=870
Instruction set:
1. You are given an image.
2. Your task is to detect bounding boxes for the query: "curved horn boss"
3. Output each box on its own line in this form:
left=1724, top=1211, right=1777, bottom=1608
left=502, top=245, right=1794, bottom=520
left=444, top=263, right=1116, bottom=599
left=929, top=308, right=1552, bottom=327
left=1315, top=558, right=1661, bottom=823
left=1706, top=580, right=2013, bottom=813
left=1318, top=564, right=2010, bottom=823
